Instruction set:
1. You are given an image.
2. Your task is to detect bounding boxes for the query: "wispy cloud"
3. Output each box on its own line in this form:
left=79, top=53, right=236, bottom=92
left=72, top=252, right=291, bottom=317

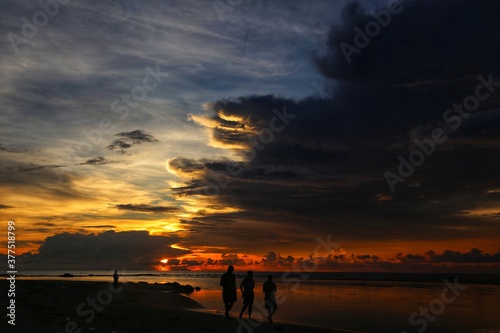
left=0, top=143, right=31, bottom=153
left=107, top=130, right=158, bottom=154
left=115, top=204, right=180, bottom=214
left=19, top=164, right=64, bottom=172
left=77, top=156, right=118, bottom=165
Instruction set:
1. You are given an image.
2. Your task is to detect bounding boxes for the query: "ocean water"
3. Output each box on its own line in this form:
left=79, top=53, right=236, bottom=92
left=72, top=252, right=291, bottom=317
left=14, top=271, right=500, bottom=333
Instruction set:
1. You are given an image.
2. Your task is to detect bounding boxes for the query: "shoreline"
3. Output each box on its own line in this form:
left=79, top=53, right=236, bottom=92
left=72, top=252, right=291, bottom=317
left=2, top=279, right=359, bottom=333
left=5, top=271, right=500, bottom=286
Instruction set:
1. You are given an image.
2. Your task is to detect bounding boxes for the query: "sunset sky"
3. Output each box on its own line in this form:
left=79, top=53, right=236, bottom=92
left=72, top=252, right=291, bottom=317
left=1, top=0, right=500, bottom=272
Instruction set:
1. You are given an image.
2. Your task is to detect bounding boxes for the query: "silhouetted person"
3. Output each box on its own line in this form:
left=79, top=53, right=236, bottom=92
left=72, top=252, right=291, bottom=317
left=263, top=274, right=277, bottom=323
left=220, top=265, right=237, bottom=319
left=239, top=270, right=255, bottom=320
left=113, top=270, right=119, bottom=288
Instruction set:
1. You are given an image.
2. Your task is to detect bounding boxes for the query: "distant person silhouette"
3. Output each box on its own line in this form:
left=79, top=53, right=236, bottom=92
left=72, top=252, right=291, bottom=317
left=113, top=270, right=119, bottom=288
left=220, top=265, right=237, bottom=319
left=263, top=274, right=277, bottom=323
left=239, top=270, right=255, bottom=320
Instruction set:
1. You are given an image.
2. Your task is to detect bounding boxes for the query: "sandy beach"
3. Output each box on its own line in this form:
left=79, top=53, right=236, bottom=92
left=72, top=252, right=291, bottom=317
left=2, top=279, right=356, bottom=333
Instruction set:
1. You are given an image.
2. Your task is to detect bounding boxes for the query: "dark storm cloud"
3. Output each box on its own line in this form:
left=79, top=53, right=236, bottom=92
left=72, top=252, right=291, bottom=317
left=171, top=0, right=500, bottom=248
left=313, top=0, right=500, bottom=145
left=17, top=230, right=189, bottom=270
left=317, top=0, right=500, bottom=83
left=107, top=130, right=158, bottom=154
left=0, top=204, right=13, bottom=209
left=115, top=204, right=180, bottom=214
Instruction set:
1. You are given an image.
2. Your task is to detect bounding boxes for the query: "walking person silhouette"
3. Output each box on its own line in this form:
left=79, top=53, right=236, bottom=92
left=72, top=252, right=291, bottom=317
left=239, top=270, right=255, bottom=320
left=220, top=265, right=237, bottom=319
left=263, top=274, right=278, bottom=323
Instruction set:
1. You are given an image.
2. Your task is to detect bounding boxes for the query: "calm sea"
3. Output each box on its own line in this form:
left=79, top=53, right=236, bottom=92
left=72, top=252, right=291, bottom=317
left=13, top=271, right=500, bottom=333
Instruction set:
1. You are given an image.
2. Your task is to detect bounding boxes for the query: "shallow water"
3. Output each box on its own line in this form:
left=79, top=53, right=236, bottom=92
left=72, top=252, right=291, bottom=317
left=187, top=279, right=500, bottom=333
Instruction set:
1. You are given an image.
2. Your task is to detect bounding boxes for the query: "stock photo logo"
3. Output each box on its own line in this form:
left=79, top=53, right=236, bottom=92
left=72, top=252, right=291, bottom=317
left=339, top=0, right=405, bottom=64
left=384, top=74, right=500, bottom=192
left=400, top=278, right=467, bottom=333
